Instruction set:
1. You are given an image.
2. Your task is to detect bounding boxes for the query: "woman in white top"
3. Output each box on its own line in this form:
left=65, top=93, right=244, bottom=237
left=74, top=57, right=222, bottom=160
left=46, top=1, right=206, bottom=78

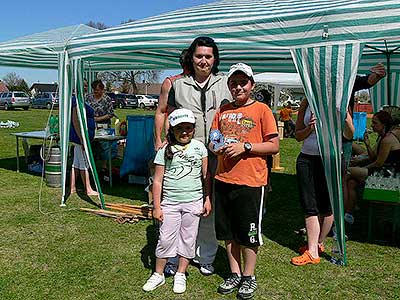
left=290, top=99, right=334, bottom=266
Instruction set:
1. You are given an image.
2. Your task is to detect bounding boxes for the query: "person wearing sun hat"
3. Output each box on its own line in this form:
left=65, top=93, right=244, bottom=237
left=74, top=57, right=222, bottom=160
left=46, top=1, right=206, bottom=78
left=210, top=62, right=279, bottom=299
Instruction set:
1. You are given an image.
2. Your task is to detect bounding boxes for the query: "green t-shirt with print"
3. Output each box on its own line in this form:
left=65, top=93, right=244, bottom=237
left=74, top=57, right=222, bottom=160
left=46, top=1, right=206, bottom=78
left=154, top=139, right=208, bottom=203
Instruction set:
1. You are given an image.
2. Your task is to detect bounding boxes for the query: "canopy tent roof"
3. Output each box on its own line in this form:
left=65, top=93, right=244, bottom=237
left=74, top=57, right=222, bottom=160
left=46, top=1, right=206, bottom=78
left=254, top=72, right=302, bottom=88
left=66, top=0, right=400, bottom=73
left=0, top=24, right=99, bottom=69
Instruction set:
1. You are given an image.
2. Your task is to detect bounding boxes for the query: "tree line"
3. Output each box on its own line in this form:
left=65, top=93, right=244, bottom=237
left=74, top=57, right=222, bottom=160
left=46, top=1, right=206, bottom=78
left=1, top=72, right=30, bottom=95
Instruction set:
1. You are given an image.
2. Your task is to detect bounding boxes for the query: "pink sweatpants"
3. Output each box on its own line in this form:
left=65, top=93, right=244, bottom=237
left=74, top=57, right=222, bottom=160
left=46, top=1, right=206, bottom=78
left=156, top=199, right=203, bottom=259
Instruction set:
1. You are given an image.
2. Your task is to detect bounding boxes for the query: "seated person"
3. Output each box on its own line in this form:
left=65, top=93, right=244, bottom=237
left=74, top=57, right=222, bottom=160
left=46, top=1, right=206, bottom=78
left=345, top=110, right=400, bottom=223
left=386, top=105, right=400, bottom=141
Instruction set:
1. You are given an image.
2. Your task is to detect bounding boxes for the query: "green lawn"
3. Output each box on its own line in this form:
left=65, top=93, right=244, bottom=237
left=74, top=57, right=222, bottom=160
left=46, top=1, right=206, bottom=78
left=0, top=108, right=399, bottom=300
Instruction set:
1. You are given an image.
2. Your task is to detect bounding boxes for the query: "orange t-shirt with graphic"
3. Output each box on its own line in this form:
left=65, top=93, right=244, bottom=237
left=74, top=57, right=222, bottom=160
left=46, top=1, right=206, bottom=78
left=211, top=101, right=278, bottom=187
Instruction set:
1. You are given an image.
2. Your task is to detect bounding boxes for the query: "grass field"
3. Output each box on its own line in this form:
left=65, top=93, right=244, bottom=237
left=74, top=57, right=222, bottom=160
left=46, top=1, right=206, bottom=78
left=0, top=108, right=399, bottom=300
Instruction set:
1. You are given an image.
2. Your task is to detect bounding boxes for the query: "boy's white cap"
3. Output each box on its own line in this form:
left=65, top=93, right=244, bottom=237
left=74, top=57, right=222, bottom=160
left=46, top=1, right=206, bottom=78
left=168, top=108, right=196, bottom=127
left=227, top=63, right=254, bottom=80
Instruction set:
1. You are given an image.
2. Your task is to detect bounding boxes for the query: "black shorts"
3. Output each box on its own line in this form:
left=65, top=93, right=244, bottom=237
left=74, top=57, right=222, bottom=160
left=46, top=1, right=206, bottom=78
left=215, top=180, right=264, bottom=247
left=296, top=152, right=332, bottom=216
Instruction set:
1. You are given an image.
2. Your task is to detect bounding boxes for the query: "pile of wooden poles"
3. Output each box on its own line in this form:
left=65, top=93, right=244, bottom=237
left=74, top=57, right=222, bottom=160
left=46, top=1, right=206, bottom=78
left=80, top=203, right=153, bottom=224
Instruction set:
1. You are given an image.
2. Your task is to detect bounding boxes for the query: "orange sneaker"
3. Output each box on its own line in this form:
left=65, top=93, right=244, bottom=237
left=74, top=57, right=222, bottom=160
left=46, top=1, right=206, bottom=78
left=298, top=244, right=325, bottom=254
left=291, top=250, right=320, bottom=266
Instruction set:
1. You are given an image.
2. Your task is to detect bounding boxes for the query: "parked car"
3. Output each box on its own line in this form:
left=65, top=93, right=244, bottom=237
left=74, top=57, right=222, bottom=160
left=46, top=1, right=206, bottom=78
left=31, top=92, right=59, bottom=109
left=106, top=92, right=128, bottom=109
left=136, top=94, right=158, bottom=109
left=149, top=94, right=160, bottom=101
left=125, top=94, right=139, bottom=108
left=0, top=91, right=30, bottom=110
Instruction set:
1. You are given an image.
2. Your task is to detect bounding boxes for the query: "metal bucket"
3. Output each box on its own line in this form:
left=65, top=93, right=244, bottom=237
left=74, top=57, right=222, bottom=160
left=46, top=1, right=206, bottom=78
left=43, top=146, right=61, bottom=188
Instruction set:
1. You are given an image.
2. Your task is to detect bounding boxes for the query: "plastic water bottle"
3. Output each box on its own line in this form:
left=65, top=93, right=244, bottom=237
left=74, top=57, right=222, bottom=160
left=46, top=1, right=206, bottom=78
left=48, top=115, right=59, bottom=135
left=48, top=115, right=54, bottom=135
left=54, top=115, right=59, bottom=134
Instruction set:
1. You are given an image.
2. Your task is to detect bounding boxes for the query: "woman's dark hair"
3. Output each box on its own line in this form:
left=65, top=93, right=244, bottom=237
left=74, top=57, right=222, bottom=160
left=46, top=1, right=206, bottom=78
left=164, top=128, right=179, bottom=161
left=374, top=110, right=393, bottom=133
left=187, top=36, right=220, bottom=76
left=91, top=79, right=104, bottom=90
left=179, top=49, right=189, bottom=69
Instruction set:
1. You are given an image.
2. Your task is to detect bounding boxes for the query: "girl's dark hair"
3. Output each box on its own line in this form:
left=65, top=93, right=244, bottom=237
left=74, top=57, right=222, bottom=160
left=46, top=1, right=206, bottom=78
left=91, top=79, right=104, bottom=90
left=187, top=36, right=220, bottom=76
left=164, top=128, right=178, bottom=161
left=374, top=110, right=393, bottom=133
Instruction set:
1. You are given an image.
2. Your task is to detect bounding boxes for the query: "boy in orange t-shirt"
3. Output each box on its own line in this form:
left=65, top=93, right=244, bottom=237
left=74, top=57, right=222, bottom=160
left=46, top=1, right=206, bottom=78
left=209, top=63, right=279, bottom=299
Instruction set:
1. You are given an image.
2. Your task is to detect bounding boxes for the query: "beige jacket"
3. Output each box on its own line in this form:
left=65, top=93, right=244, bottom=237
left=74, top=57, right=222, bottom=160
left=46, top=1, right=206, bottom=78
left=168, top=73, right=232, bottom=144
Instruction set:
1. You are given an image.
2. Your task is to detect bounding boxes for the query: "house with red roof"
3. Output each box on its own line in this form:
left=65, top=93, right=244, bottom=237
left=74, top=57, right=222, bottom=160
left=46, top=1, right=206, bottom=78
left=0, top=80, right=9, bottom=93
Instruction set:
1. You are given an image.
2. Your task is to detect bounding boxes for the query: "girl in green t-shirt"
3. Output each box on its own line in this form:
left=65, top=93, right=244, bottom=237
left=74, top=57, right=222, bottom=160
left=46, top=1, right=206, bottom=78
left=143, top=108, right=211, bottom=294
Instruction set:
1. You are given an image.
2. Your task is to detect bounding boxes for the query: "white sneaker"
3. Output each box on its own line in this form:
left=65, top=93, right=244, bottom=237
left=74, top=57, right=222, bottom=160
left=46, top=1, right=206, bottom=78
left=173, top=272, right=186, bottom=294
left=143, top=272, right=165, bottom=292
left=199, top=264, right=214, bottom=275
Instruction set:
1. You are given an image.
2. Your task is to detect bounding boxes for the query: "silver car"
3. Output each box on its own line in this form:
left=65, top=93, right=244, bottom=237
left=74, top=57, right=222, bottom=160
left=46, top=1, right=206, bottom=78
left=31, top=92, right=59, bottom=109
left=0, top=91, right=30, bottom=110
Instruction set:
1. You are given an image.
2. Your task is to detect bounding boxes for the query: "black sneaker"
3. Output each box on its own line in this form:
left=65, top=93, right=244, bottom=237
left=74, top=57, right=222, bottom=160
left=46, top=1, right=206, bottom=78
left=218, top=273, right=241, bottom=295
left=164, top=261, right=178, bottom=277
left=237, top=276, right=257, bottom=299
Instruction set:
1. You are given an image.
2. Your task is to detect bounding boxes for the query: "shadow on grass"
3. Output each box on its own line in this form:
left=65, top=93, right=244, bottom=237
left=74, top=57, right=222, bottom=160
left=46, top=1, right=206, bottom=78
left=98, top=179, right=148, bottom=201
left=141, top=221, right=158, bottom=270
left=211, top=245, right=230, bottom=278
left=347, top=202, right=400, bottom=246
left=73, top=192, right=102, bottom=208
left=262, top=172, right=306, bottom=252
left=139, top=221, right=231, bottom=279
left=0, top=155, right=148, bottom=202
left=265, top=172, right=400, bottom=249
left=0, top=157, right=43, bottom=175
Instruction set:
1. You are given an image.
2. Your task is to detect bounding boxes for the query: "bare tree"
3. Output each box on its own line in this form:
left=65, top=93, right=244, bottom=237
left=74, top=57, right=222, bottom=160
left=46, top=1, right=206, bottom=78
left=2, top=72, right=21, bottom=88
left=2, top=72, right=30, bottom=94
left=99, top=70, right=161, bottom=94
left=121, top=18, right=136, bottom=24
left=86, top=21, right=109, bottom=30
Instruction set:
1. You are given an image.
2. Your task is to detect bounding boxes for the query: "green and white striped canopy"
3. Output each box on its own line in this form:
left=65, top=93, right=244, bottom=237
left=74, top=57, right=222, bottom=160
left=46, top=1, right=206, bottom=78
left=57, top=0, right=400, bottom=266
left=370, top=72, right=400, bottom=111
left=66, top=0, right=400, bottom=72
left=0, top=24, right=98, bottom=69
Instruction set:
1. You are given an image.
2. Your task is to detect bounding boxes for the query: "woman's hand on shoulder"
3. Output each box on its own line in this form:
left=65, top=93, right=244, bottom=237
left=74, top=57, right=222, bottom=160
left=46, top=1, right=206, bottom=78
left=155, top=140, right=167, bottom=151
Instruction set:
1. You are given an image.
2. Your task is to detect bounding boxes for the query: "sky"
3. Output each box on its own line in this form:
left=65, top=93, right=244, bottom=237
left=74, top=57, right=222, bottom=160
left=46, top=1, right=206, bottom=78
left=0, top=0, right=216, bottom=86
